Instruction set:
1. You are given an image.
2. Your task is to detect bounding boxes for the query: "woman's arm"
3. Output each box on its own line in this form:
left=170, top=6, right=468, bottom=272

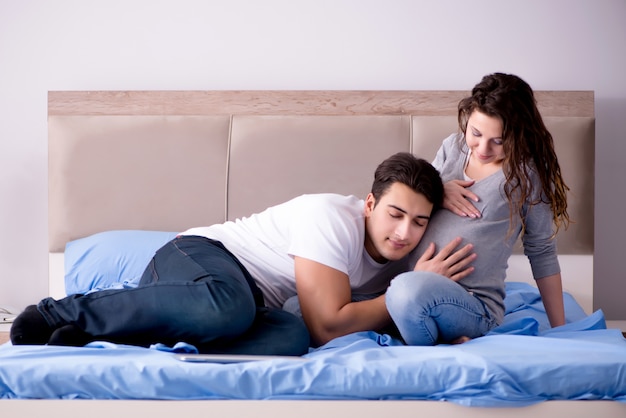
left=432, top=134, right=481, bottom=218
left=536, top=273, right=566, bottom=327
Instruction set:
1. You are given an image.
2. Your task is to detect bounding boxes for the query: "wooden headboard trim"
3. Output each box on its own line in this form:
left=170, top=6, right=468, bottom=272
left=48, top=90, right=594, bottom=117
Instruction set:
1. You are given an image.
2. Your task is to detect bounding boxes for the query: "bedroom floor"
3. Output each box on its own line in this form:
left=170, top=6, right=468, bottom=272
left=0, top=318, right=11, bottom=343
left=0, top=325, right=9, bottom=344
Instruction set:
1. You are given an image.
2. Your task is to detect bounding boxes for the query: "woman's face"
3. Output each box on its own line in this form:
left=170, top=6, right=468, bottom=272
left=465, top=110, right=505, bottom=167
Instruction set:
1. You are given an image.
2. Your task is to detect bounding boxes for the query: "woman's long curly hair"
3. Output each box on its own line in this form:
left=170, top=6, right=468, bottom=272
left=457, top=73, right=570, bottom=235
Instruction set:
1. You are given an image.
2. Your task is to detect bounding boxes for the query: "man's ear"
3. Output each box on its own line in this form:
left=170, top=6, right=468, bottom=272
left=364, top=193, right=376, bottom=216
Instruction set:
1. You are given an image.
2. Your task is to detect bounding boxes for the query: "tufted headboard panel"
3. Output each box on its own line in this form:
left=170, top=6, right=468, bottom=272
left=48, top=91, right=594, bottom=257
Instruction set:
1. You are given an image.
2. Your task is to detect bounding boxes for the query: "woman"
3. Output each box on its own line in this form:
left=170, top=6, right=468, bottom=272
left=386, top=72, right=570, bottom=345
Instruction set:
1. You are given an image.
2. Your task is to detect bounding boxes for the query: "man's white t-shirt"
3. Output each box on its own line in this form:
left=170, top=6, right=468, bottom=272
left=181, top=194, right=404, bottom=309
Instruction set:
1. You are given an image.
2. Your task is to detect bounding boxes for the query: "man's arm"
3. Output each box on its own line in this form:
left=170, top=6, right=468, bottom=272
left=295, top=237, right=477, bottom=346
left=294, top=257, right=391, bottom=346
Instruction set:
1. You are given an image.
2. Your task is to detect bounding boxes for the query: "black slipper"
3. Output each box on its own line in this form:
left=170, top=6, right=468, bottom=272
left=48, top=324, right=94, bottom=347
left=10, top=305, right=54, bottom=345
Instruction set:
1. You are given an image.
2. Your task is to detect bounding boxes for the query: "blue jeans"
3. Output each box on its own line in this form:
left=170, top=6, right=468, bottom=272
left=38, top=236, right=310, bottom=355
left=385, top=271, right=496, bottom=345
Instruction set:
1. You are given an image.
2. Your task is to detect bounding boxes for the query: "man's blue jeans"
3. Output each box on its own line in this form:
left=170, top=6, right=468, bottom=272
left=385, top=271, right=497, bottom=345
left=38, top=236, right=310, bottom=355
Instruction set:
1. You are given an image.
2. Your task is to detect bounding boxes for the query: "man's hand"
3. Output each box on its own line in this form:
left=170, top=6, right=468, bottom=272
left=443, top=180, right=481, bottom=218
left=414, top=237, right=476, bottom=282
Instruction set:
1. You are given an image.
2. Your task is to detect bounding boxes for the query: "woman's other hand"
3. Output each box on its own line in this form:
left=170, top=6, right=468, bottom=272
left=443, top=180, right=481, bottom=218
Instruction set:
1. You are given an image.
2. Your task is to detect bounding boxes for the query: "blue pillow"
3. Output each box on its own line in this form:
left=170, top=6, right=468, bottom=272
left=64, top=230, right=178, bottom=295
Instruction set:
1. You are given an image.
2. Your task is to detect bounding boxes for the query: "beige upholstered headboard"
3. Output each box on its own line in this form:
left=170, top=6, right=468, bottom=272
left=48, top=91, right=595, bottom=260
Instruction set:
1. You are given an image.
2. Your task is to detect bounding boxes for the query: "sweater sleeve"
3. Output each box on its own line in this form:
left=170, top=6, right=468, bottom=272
left=431, top=133, right=459, bottom=171
left=521, top=178, right=561, bottom=279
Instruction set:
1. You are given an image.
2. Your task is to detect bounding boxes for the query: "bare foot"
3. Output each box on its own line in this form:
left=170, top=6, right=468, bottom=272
left=451, top=336, right=471, bottom=344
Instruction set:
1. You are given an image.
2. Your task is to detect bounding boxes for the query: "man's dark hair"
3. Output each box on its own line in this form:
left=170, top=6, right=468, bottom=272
left=370, top=152, right=443, bottom=208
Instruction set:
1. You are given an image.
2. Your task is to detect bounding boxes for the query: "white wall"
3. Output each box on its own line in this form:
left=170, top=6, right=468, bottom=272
left=1, top=0, right=625, bottom=318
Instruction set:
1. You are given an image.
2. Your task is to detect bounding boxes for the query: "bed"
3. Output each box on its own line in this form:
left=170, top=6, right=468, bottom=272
left=1, top=90, right=625, bottom=417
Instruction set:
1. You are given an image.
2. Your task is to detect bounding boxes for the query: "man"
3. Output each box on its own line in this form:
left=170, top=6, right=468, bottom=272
left=11, top=152, right=474, bottom=354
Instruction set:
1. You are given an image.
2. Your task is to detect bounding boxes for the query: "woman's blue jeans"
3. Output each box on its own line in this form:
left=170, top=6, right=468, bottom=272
left=38, top=236, right=310, bottom=355
left=385, top=271, right=497, bottom=345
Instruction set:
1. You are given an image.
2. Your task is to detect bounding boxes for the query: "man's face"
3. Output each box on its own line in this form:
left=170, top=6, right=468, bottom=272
left=364, top=182, right=433, bottom=263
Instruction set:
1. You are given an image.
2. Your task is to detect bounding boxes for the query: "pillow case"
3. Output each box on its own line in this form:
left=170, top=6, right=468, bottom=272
left=64, top=230, right=178, bottom=295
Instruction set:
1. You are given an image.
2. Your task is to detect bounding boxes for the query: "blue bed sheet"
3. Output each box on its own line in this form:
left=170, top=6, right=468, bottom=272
left=1, top=282, right=625, bottom=406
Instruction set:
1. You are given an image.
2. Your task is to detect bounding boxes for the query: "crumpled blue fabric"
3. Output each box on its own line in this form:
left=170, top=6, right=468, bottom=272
left=1, top=282, right=624, bottom=406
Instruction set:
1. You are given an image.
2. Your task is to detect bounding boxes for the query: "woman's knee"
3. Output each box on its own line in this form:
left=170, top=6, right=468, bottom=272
left=386, top=271, right=448, bottom=312
left=385, top=272, right=461, bottom=345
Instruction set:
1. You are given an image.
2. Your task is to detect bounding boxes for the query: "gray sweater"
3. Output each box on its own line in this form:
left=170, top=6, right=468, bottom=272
left=411, top=134, right=561, bottom=324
